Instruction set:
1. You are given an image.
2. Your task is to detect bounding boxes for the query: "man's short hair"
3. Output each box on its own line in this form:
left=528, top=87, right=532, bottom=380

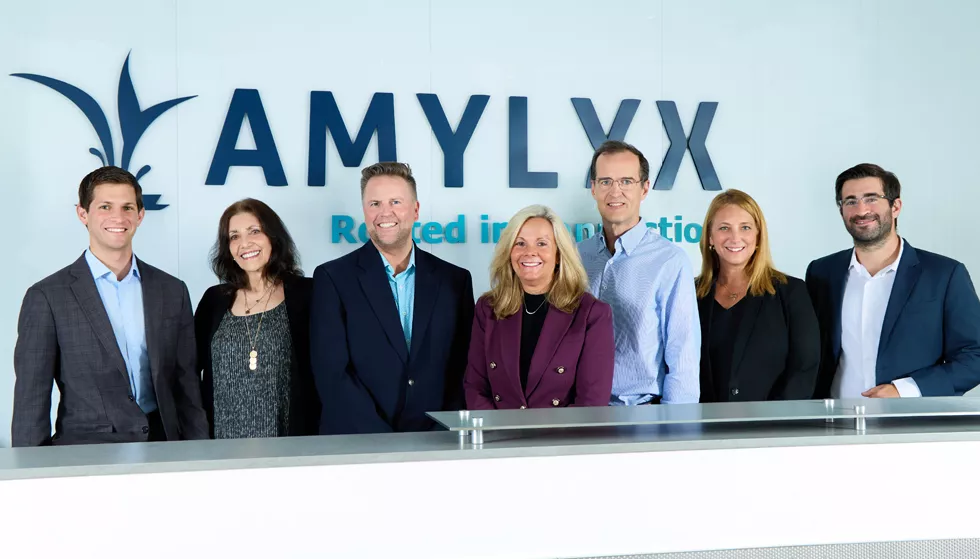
left=835, top=163, right=901, bottom=203
left=589, top=140, right=650, bottom=183
left=360, top=162, right=418, bottom=199
left=78, top=166, right=144, bottom=211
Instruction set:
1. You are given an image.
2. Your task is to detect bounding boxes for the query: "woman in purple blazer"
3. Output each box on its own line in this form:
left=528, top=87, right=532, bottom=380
left=464, top=205, right=615, bottom=409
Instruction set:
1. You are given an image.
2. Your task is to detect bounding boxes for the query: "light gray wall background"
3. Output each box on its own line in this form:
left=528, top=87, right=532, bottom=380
left=1, top=0, right=978, bottom=446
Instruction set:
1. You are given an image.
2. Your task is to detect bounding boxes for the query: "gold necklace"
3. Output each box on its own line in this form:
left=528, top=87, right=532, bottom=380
left=243, top=284, right=275, bottom=371
left=718, top=281, right=746, bottom=301
left=243, top=282, right=273, bottom=315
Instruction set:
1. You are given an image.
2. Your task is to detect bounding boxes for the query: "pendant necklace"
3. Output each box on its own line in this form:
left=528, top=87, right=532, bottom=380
left=719, top=281, right=745, bottom=301
left=244, top=281, right=272, bottom=314
left=243, top=283, right=274, bottom=371
left=524, top=292, right=549, bottom=315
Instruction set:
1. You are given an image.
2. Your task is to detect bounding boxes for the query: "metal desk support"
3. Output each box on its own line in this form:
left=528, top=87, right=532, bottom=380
left=428, top=398, right=980, bottom=447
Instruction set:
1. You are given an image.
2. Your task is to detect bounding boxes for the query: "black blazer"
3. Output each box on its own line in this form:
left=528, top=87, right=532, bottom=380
left=194, top=274, right=320, bottom=437
left=12, top=253, right=209, bottom=446
left=806, top=240, right=980, bottom=397
left=697, top=276, right=820, bottom=403
left=310, top=242, right=474, bottom=435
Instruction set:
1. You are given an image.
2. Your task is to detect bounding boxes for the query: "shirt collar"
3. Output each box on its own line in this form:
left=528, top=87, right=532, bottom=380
left=597, top=218, right=647, bottom=257
left=848, top=237, right=904, bottom=276
left=381, top=245, right=416, bottom=278
left=85, top=249, right=140, bottom=282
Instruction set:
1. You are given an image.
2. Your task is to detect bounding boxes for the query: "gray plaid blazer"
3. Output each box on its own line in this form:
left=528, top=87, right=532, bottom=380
left=11, top=253, right=209, bottom=446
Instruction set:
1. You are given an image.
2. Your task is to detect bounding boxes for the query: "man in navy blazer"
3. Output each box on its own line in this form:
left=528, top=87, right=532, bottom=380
left=310, top=162, right=474, bottom=434
left=806, top=163, right=980, bottom=398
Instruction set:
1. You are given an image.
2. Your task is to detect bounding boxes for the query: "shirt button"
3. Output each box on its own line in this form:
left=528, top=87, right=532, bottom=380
left=494, top=394, right=501, bottom=402
left=520, top=405, right=526, bottom=410
left=128, top=395, right=135, bottom=401
left=141, top=426, right=149, bottom=434
left=552, top=399, right=560, bottom=406
left=731, top=388, right=739, bottom=396
left=556, top=366, right=565, bottom=374
left=489, top=362, right=496, bottom=369
left=408, top=379, right=414, bottom=386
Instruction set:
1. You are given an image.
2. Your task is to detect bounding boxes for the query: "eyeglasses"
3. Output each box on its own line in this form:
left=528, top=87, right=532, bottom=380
left=594, top=177, right=640, bottom=191
left=837, top=194, right=893, bottom=209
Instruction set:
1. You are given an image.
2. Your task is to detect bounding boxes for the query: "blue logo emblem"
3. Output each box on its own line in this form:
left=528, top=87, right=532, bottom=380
left=11, top=52, right=196, bottom=210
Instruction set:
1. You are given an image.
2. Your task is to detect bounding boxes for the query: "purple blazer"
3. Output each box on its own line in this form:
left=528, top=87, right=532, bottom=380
left=464, top=292, right=615, bottom=409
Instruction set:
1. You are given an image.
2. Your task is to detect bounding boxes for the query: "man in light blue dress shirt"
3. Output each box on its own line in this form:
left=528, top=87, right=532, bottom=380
left=12, top=166, right=208, bottom=446
left=382, top=247, right=416, bottom=348
left=578, top=141, right=701, bottom=405
left=84, top=249, right=156, bottom=414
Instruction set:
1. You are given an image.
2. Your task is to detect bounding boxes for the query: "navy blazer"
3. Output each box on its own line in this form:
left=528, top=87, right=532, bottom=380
left=805, top=240, right=980, bottom=397
left=310, top=242, right=474, bottom=434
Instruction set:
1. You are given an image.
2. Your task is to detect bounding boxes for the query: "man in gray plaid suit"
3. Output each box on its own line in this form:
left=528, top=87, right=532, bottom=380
left=12, top=167, right=209, bottom=446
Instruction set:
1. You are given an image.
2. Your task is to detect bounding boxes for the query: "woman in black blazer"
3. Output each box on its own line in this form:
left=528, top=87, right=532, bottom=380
left=695, top=189, right=820, bottom=402
left=195, top=198, right=320, bottom=438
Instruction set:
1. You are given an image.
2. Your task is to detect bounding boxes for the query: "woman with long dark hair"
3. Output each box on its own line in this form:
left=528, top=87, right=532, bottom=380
left=195, top=199, right=319, bottom=438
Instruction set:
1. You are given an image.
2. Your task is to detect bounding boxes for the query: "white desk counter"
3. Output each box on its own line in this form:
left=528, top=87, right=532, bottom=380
left=2, top=404, right=980, bottom=558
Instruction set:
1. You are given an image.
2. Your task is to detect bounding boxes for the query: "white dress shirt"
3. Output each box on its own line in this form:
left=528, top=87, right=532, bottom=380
left=832, top=238, right=921, bottom=398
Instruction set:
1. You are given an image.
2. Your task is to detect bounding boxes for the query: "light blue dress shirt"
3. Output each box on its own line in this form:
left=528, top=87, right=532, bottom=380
left=578, top=221, right=700, bottom=405
left=381, top=247, right=416, bottom=348
left=85, top=249, right=156, bottom=413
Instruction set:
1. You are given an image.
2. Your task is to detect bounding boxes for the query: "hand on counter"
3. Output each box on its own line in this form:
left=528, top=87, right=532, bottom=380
left=862, top=384, right=900, bottom=398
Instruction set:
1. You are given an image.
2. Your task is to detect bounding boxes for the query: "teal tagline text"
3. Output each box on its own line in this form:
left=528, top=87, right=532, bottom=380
left=330, top=214, right=703, bottom=244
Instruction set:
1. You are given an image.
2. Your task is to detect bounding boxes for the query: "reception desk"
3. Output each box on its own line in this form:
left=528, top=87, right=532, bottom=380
left=2, top=400, right=980, bottom=558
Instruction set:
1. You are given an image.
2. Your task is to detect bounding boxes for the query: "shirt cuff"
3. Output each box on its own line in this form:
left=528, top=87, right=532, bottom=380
left=892, top=378, right=922, bottom=397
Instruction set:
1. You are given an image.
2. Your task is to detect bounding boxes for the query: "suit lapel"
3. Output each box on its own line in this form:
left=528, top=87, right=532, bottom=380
left=829, top=251, right=850, bottom=363
left=408, top=248, right=442, bottom=362
left=357, top=243, right=409, bottom=364
left=728, top=294, right=764, bottom=381
left=877, top=243, right=921, bottom=363
left=69, top=253, right=129, bottom=382
left=139, top=259, right=163, bottom=388
left=525, top=305, right=575, bottom=397
left=496, top=311, right=524, bottom=398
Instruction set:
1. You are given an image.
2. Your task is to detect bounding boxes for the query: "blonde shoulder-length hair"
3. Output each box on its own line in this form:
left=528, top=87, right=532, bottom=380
left=695, top=189, right=787, bottom=299
left=485, top=205, right=589, bottom=319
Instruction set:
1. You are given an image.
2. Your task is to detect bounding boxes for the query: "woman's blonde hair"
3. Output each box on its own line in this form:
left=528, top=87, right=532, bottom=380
left=485, top=205, right=589, bottom=318
left=696, top=189, right=786, bottom=299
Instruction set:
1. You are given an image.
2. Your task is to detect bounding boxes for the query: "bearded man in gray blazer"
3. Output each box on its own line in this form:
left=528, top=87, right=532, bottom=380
left=12, top=166, right=208, bottom=446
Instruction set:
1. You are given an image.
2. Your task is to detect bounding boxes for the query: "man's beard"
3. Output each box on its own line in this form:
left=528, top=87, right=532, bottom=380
left=845, top=211, right=893, bottom=249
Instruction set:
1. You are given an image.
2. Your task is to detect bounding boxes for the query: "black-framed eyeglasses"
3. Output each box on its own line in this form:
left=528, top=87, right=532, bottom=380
left=837, top=194, right=894, bottom=209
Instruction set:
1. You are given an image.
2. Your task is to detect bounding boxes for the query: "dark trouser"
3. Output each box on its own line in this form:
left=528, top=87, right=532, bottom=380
left=642, top=396, right=663, bottom=405
left=146, top=410, right=167, bottom=442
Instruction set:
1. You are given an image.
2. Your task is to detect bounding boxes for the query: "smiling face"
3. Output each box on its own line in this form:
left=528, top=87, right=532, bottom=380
left=709, top=203, right=758, bottom=270
left=840, top=176, right=901, bottom=247
left=510, top=217, right=557, bottom=294
left=76, top=183, right=144, bottom=254
left=228, top=212, right=272, bottom=274
left=362, top=175, right=420, bottom=253
left=591, top=150, right=650, bottom=229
